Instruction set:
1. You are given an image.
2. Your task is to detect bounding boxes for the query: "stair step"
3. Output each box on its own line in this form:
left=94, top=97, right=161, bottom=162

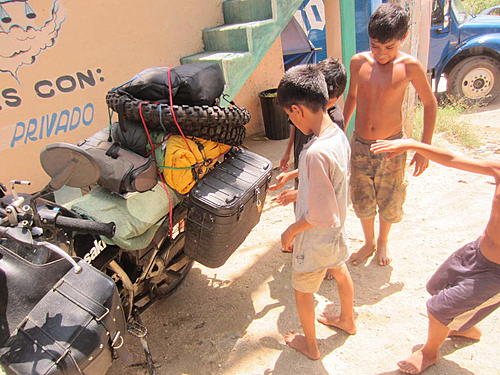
left=223, top=0, right=273, bottom=24
left=181, top=51, right=253, bottom=66
left=203, top=20, right=275, bottom=52
left=179, top=0, right=303, bottom=102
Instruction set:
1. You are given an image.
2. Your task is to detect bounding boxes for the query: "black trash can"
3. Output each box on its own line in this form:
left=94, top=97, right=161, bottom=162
left=259, top=88, right=290, bottom=140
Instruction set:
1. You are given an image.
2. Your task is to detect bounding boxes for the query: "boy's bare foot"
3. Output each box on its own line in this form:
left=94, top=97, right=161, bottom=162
left=317, top=312, right=356, bottom=335
left=376, top=241, right=392, bottom=266
left=348, top=243, right=376, bottom=266
left=283, top=332, right=320, bottom=360
left=324, top=268, right=335, bottom=280
left=449, top=326, right=481, bottom=340
left=397, top=349, right=437, bottom=374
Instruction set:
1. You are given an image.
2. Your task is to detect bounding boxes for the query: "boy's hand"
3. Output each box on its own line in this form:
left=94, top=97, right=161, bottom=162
left=273, top=189, right=298, bottom=206
left=281, top=226, right=296, bottom=252
left=269, top=171, right=293, bottom=191
left=371, top=139, right=429, bottom=176
left=370, top=138, right=415, bottom=156
left=410, top=153, right=429, bottom=176
left=280, top=154, right=290, bottom=171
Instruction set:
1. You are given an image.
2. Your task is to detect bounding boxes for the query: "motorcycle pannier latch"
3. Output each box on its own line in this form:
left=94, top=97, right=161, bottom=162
left=236, top=205, right=244, bottom=221
left=254, top=187, right=262, bottom=213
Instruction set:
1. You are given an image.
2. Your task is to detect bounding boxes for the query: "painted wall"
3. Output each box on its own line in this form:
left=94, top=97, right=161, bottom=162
left=0, top=0, right=227, bottom=189
left=1, top=0, right=290, bottom=191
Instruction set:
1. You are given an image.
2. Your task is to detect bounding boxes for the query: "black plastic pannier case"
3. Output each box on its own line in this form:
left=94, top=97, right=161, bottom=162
left=185, top=148, right=272, bottom=268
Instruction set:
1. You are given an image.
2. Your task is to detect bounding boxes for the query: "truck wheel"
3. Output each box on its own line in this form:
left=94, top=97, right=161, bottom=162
left=447, top=56, right=500, bottom=106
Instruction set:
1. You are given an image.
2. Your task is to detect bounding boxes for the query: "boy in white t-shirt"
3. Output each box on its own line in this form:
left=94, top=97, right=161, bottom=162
left=270, top=65, right=355, bottom=360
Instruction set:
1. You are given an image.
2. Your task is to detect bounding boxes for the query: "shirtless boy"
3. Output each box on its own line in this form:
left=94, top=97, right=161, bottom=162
left=273, top=65, right=355, bottom=360
left=371, top=138, right=500, bottom=374
left=344, top=3, right=437, bottom=266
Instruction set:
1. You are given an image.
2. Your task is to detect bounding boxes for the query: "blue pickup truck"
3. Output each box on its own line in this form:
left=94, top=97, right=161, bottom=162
left=429, top=0, right=500, bottom=105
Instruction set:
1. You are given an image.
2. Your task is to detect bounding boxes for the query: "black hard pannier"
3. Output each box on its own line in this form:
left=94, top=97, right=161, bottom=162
left=119, top=62, right=225, bottom=106
left=184, top=148, right=272, bottom=268
left=0, top=244, right=126, bottom=375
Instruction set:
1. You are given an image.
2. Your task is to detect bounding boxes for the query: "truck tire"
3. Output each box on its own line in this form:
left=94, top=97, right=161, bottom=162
left=447, top=56, right=500, bottom=106
left=106, top=90, right=249, bottom=146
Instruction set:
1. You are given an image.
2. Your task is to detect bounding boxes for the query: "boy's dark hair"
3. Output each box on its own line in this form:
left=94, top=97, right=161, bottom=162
left=368, top=3, right=409, bottom=43
left=317, top=58, right=347, bottom=99
left=277, top=65, right=328, bottom=112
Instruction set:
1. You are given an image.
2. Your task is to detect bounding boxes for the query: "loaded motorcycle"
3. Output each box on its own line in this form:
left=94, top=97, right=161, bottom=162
left=1, top=138, right=271, bottom=374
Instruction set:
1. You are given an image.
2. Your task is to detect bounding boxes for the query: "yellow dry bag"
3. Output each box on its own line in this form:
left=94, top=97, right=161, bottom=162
left=163, top=136, right=231, bottom=194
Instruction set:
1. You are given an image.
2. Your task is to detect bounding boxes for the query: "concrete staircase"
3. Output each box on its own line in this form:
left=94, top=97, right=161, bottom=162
left=180, top=0, right=303, bottom=102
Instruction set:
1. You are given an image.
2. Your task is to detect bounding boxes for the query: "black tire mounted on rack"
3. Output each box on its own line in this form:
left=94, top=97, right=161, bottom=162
left=106, top=90, right=249, bottom=146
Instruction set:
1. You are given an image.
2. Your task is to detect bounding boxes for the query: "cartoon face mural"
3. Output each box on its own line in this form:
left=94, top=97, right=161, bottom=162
left=0, top=0, right=65, bottom=79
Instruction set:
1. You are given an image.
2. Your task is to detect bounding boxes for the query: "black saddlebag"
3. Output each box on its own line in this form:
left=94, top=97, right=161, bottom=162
left=184, top=148, right=272, bottom=268
left=0, top=244, right=126, bottom=375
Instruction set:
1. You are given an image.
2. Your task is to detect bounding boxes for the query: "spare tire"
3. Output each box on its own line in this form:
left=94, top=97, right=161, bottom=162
left=106, top=90, right=249, bottom=146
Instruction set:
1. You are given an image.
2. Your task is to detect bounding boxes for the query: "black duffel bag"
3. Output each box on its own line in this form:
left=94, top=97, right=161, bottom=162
left=118, top=66, right=182, bottom=103
left=172, top=62, right=225, bottom=106
left=118, top=62, right=225, bottom=106
left=0, top=243, right=126, bottom=375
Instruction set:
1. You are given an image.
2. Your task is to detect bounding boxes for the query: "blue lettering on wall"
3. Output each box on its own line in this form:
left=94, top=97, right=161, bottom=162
left=25, top=118, right=38, bottom=143
left=10, top=122, right=25, bottom=148
left=55, top=109, right=70, bottom=135
left=82, top=103, right=94, bottom=126
left=69, top=106, right=81, bottom=130
left=9, top=103, right=95, bottom=148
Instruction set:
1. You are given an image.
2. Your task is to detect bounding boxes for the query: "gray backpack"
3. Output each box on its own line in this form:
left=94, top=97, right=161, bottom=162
left=78, top=128, right=157, bottom=194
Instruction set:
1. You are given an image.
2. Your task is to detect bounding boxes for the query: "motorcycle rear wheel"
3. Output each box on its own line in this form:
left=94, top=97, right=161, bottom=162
left=113, top=250, right=194, bottom=318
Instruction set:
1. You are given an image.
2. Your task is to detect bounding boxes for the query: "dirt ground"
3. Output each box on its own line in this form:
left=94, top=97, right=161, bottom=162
left=109, top=101, right=500, bottom=375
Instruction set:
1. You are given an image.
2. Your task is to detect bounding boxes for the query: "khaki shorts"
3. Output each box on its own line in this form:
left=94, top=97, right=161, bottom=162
left=350, top=133, right=407, bottom=223
left=292, top=268, right=328, bottom=294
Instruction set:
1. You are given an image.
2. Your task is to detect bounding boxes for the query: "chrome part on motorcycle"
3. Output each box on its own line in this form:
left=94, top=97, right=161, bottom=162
left=0, top=226, right=82, bottom=274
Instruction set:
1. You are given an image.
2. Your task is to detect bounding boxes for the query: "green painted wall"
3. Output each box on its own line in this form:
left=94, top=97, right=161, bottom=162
left=340, top=0, right=357, bottom=137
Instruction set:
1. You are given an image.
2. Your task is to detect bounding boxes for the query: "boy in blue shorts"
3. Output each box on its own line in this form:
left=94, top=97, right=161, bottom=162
left=371, top=138, right=500, bottom=374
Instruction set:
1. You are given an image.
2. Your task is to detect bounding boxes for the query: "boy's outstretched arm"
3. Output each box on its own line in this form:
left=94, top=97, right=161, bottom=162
left=343, top=56, right=361, bottom=127
left=371, top=138, right=500, bottom=179
left=408, top=59, right=437, bottom=177
left=372, top=138, right=500, bottom=258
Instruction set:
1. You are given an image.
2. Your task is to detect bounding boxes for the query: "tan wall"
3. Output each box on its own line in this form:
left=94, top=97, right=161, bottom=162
left=0, top=0, right=224, bottom=190
left=234, top=37, right=285, bottom=136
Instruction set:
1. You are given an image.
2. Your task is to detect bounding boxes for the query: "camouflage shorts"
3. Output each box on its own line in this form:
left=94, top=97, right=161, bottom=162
left=350, top=133, right=407, bottom=223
